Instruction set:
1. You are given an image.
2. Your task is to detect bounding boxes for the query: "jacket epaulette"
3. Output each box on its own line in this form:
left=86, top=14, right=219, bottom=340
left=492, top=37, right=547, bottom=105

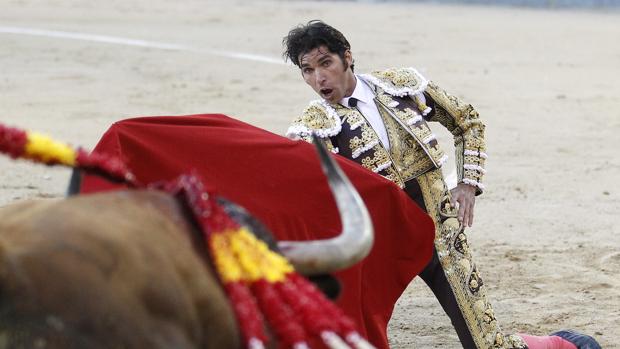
left=286, top=99, right=340, bottom=140
left=360, top=67, right=429, bottom=98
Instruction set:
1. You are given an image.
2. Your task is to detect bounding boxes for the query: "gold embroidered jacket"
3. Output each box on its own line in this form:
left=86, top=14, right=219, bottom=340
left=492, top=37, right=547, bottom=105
left=286, top=67, right=487, bottom=193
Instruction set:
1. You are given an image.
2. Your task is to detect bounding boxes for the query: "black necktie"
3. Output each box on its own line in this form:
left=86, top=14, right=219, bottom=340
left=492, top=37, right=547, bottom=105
left=348, top=97, right=358, bottom=108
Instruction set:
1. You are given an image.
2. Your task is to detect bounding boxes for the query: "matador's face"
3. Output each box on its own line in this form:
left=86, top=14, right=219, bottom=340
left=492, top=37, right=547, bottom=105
left=299, top=45, right=355, bottom=104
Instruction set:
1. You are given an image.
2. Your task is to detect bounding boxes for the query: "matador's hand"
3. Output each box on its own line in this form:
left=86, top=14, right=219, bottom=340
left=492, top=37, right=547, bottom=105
left=450, top=183, right=477, bottom=228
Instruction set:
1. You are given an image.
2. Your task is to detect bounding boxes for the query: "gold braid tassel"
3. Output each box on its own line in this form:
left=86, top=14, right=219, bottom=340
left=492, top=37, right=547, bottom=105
left=413, top=94, right=432, bottom=116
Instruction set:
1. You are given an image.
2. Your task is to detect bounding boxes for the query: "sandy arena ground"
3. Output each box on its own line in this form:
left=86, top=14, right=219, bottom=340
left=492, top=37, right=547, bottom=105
left=1, top=0, right=618, bottom=347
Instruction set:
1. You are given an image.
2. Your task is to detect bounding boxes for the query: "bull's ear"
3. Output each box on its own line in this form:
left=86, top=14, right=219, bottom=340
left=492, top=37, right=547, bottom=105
left=307, top=274, right=341, bottom=300
left=217, top=197, right=280, bottom=252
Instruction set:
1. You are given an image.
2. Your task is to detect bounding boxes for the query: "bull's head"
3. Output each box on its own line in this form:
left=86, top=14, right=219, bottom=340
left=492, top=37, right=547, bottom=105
left=0, top=124, right=376, bottom=349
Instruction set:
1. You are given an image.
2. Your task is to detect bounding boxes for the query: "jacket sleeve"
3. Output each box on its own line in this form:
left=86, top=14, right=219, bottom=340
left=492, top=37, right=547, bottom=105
left=423, top=81, right=487, bottom=194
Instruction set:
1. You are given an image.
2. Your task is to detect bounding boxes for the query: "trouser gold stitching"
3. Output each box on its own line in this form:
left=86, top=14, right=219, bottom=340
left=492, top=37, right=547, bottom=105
left=416, top=169, right=527, bottom=349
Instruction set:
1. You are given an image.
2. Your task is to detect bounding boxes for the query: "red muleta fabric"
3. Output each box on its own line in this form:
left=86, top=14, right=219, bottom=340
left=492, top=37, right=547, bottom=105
left=79, top=114, right=434, bottom=349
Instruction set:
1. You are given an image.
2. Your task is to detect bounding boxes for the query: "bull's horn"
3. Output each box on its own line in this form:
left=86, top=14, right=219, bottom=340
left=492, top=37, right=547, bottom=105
left=277, top=135, right=373, bottom=275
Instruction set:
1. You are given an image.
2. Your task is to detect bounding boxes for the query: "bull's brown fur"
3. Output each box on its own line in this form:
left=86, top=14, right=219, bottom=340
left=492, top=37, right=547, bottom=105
left=0, top=190, right=241, bottom=348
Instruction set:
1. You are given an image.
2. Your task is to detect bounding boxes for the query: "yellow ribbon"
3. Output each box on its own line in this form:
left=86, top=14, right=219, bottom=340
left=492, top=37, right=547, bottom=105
left=25, top=132, right=77, bottom=166
left=212, top=227, right=294, bottom=283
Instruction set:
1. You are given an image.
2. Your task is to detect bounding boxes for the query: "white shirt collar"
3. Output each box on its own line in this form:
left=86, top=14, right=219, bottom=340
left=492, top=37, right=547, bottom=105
left=340, top=75, right=375, bottom=108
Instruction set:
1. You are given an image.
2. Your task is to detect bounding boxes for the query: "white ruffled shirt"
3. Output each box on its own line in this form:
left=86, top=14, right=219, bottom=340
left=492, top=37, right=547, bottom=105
left=340, top=76, right=390, bottom=150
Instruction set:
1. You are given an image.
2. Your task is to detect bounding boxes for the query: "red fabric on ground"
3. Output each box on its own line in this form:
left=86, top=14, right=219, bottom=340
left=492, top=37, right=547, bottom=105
left=80, top=114, right=434, bottom=348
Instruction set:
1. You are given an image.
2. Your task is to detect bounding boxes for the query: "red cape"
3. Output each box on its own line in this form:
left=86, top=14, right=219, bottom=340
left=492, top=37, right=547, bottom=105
left=80, top=114, right=434, bottom=348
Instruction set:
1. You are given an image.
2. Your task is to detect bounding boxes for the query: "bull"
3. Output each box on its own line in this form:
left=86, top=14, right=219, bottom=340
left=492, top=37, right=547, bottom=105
left=0, top=136, right=373, bottom=349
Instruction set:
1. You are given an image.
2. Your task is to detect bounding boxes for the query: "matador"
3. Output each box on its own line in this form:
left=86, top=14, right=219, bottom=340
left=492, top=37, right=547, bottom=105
left=283, top=20, right=600, bottom=349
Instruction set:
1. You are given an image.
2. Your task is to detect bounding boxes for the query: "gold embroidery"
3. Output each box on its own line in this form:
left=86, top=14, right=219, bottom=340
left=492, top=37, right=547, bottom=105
left=375, top=91, right=447, bottom=169
left=369, top=67, right=425, bottom=91
left=464, top=154, right=483, bottom=165
left=427, top=145, right=446, bottom=164
left=454, top=232, right=470, bottom=255
left=292, top=102, right=339, bottom=135
left=464, top=169, right=482, bottom=181
left=410, top=124, right=433, bottom=143
left=346, top=111, right=365, bottom=130
left=382, top=166, right=405, bottom=188
left=327, top=102, right=407, bottom=187
left=416, top=169, right=525, bottom=349
left=360, top=148, right=391, bottom=172
left=333, top=103, right=362, bottom=127
left=349, top=123, right=380, bottom=159
left=288, top=101, right=341, bottom=153
left=506, top=335, right=528, bottom=349
left=376, top=93, right=421, bottom=126
left=377, top=101, right=434, bottom=182
left=292, top=134, right=338, bottom=154
left=425, top=80, right=487, bottom=190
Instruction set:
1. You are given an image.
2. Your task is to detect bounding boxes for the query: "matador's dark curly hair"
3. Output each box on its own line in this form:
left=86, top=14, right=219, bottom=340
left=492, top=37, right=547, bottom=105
left=282, top=20, right=354, bottom=72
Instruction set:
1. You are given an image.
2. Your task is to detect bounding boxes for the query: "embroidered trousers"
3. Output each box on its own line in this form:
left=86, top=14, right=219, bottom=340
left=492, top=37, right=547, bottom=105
left=405, top=169, right=526, bottom=349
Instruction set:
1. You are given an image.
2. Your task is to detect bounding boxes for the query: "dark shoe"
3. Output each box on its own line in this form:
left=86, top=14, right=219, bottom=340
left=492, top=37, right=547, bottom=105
left=550, top=330, right=602, bottom=349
